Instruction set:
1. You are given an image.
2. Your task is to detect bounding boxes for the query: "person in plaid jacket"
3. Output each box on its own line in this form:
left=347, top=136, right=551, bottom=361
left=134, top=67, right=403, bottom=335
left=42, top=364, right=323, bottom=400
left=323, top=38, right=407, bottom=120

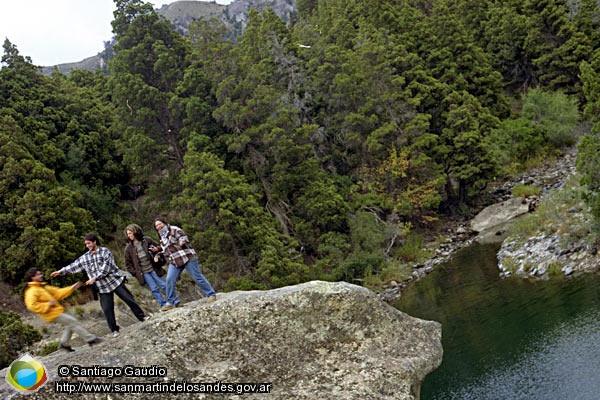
left=152, top=218, right=217, bottom=311
left=51, top=232, right=149, bottom=337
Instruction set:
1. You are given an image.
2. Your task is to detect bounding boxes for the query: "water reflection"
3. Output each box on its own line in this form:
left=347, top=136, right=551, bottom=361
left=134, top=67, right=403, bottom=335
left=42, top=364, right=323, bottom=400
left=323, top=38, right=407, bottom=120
left=447, top=309, right=600, bottom=400
left=394, top=243, right=600, bottom=400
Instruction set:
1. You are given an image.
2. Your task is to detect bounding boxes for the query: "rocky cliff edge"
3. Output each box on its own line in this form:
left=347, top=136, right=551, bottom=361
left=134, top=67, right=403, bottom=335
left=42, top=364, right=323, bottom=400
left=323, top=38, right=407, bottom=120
left=1, top=281, right=442, bottom=399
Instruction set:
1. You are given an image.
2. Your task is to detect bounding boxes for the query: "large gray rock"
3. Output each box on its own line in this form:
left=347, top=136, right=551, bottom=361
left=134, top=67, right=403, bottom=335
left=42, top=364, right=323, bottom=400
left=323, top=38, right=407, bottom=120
left=1, top=281, right=442, bottom=399
left=470, top=197, right=532, bottom=233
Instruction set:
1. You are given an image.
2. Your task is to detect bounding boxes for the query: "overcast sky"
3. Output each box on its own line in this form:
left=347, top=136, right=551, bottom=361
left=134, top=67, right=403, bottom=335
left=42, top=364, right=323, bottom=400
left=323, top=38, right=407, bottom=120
left=0, top=0, right=232, bottom=67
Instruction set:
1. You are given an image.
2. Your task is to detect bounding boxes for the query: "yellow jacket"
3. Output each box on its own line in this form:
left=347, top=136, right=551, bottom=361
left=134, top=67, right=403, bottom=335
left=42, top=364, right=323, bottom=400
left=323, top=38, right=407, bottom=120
left=24, top=281, right=75, bottom=322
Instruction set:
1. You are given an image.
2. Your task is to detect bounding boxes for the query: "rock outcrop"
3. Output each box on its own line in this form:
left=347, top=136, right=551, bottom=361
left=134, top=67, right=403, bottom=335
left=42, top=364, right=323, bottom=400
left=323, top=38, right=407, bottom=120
left=221, top=0, right=296, bottom=37
left=470, top=197, right=533, bottom=234
left=496, top=190, right=600, bottom=279
left=1, top=281, right=442, bottom=399
left=494, top=147, right=600, bottom=279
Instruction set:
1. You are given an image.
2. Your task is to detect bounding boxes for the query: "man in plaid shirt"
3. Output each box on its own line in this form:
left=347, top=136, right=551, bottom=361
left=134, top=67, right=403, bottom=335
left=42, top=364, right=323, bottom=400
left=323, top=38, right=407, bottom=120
left=51, top=233, right=149, bottom=337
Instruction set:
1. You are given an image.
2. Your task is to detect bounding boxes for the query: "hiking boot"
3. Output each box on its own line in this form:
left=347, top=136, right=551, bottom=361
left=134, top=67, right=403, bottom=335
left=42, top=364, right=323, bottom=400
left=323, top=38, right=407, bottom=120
left=207, top=296, right=217, bottom=303
left=88, top=338, right=102, bottom=346
left=161, top=304, right=174, bottom=312
left=112, top=331, right=120, bottom=338
left=60, top=343, right=75, bottom=352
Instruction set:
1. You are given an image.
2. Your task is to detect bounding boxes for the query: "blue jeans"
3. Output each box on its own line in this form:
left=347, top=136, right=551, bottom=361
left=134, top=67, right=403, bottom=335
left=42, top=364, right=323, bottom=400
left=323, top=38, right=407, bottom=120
left=143, top=270, right=172, bottom=307
left=165, top=258, right=216, bottom=305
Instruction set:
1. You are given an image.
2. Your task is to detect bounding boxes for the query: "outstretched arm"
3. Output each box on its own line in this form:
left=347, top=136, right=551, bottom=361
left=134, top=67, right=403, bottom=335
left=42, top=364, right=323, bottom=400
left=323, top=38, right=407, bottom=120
left=51, top=257, right=85, bottom=278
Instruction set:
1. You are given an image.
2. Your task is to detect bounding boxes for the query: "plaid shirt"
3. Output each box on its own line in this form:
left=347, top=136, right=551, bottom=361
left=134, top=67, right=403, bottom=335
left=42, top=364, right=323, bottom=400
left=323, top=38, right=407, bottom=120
left=58, top=247, right=125, bottom=293
left=159, top=225, right=197, bottom=267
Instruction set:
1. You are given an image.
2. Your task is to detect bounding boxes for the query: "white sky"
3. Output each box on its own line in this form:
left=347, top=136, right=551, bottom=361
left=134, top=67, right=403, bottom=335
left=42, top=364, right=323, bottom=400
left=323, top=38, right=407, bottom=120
left=0, top=0, right=232, bottom=66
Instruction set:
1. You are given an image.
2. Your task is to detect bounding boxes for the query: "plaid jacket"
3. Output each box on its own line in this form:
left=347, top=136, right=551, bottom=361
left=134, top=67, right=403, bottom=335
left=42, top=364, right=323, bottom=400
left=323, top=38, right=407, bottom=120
left=59, top=247, right=125, bottom=293
left=159, top=225, right=197, bottom=267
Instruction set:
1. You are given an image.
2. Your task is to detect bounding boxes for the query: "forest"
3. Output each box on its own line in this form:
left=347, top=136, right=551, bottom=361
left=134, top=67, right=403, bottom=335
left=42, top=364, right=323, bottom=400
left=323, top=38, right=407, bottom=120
left=2, top=0, right=600, bottom=295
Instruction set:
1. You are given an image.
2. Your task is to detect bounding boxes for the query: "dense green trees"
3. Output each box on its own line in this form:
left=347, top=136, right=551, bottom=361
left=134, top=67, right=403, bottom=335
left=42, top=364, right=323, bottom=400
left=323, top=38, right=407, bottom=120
left=1, top=0, right=599, bottom=291
left=176, top=147, right=307, bottom=289
left=524, top=0, right=592, bottom=99
left=0, top=40, right=111, bottom=285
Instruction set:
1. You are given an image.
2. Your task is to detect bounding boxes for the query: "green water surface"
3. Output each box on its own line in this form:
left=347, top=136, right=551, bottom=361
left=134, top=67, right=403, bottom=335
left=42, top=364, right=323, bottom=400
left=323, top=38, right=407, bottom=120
left=395, top=243, right=600, bottom=400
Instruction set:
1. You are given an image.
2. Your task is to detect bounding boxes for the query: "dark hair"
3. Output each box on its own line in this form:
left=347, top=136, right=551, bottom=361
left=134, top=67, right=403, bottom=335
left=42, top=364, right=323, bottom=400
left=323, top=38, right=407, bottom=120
left=24, top=268, right=39, bottom=282
left=84, top=232, right=100, bottom=245
left=125, top=224, right=144, bottom=242
left=153, top=218, right=168, bottom=232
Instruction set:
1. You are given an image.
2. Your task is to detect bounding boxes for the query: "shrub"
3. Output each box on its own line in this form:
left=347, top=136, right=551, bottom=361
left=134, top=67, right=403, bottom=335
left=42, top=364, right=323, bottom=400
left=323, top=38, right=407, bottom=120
left=492, top=89, right=579, bottom=176
left=493, top=117, right=545, bottom=162
left=394, top=232, right=426, bottom=263
left=224, top=276, right=264, bottom=291
left=547, top=262, right=563, bottom=276
left=0, top=310, right=42, bottom=369
left=40, top=342, right=59, bottom=356
left=521, top=88, right=579, bottom=148
left=363, top=261, right=412, bottom=292
left=512, top=184, right=541, bottom=198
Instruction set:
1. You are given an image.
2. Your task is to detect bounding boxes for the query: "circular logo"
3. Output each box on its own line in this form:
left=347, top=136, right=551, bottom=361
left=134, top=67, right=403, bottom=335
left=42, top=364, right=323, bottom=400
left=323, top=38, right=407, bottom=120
left=5, top=353, right=48, bottom=393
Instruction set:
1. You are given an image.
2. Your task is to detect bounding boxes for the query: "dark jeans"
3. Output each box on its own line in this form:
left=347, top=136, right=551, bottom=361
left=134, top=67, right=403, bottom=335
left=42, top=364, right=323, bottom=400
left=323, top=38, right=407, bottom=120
left=99, top=281, right=146, bottom=332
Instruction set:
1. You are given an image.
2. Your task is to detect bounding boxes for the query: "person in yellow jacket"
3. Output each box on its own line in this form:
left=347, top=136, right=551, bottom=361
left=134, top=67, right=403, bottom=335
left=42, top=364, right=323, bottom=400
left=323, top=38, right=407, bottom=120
left=24, top=267, right=102, bottom=351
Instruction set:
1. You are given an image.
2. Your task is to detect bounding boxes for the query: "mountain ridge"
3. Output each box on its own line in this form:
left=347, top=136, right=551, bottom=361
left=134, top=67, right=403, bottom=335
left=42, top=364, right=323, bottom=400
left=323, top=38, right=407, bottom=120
left=40, top=0, right=297, bottom=76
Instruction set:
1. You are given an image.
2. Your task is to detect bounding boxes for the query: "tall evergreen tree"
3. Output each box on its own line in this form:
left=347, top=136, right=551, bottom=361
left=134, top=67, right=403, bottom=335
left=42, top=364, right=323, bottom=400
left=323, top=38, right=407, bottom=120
left=212, top=9, right=328, bottom=238
left=524, top=0, right=593, bottom=97
left=0, top=39, right=63, bottom=170
left=178, top=19, right=232, bottom=157
left=53, top=70, right=125, bottom=233
left=109, top=0, right=191, bottom=184
left=482, top=3, right=537, bottom=91
left=425, top=0, right=510, bottom=119
left=437, top=90, right=501, bottom=203
left=176, top=145, right=307, bottom=290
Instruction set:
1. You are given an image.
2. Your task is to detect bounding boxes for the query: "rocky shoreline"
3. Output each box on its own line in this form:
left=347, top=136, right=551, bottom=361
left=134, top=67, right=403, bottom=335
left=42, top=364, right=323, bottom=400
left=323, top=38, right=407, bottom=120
left=496, top=171, right=600, bottom=280
left=380, top=147, right=580, bottom=303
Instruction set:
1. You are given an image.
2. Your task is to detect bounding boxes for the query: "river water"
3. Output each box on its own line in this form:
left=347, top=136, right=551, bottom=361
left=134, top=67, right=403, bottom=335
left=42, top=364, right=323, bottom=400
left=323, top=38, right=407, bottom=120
left=394, top=242, right=600, bottom=400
